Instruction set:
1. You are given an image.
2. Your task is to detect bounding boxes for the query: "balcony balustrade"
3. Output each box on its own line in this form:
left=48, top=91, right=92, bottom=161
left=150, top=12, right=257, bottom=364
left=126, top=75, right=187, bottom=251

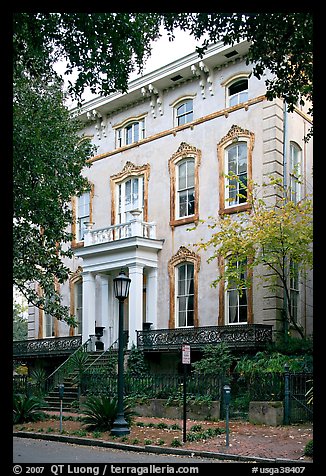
left=13, top=336, right=82, bottom=358
left=137, top=324, right=273, bottom=351
left=84, top=210, right=156, bottom=246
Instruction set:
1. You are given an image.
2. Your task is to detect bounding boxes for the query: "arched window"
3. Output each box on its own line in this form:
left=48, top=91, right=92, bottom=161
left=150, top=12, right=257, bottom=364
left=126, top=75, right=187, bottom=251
left=218, top=125, right=254, bottom=214
left=225, top=142, right=248, bottom=207
left=228, top=78, right=248, bottom=107
left=175, top=99, right=193, bottom=126
left=115, top=116, right=146, bottom=148
left=169, top=142, right=201, bottom=227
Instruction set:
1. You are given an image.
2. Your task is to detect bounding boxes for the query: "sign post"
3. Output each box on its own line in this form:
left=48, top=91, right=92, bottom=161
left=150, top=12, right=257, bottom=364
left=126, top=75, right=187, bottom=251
left=181, top=344, right=191, bottom=443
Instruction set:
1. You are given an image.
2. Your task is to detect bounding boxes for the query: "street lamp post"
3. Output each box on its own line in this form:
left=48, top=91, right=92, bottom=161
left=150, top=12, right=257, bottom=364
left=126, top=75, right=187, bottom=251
left=111, top=270, right=131, bottom=437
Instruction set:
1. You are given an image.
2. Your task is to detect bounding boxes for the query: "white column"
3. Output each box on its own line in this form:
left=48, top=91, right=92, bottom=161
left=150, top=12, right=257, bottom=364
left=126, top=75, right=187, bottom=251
left=82, top=272, right=96, bottom=347
left=146, top=267, right=158, bottom=329
left=128, top=264, right=144, bottom=348
left=108, top=274, right=118, bottom=347
left=98, top=274, right=110, bottom=350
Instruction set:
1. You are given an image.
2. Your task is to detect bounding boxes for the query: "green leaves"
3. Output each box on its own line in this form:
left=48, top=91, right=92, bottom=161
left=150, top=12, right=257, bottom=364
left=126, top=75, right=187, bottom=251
left=13, top=75, right=96, bottom=324
left=192, top=175, right=313, bottom=338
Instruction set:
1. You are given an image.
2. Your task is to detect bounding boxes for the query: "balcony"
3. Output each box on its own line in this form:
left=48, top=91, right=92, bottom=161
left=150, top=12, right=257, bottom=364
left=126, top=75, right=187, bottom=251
left=13, top=336, right=82, bottom=358
left=84, top=210, right=156, bottom=247
left=136, top=324, right=273, bottom=352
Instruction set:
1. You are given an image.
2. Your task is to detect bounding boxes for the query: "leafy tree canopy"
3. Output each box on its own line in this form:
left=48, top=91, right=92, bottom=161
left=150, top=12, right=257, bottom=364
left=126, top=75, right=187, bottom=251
left=13, top=75, right=96, bottom=324
left=13, top=12, right=313, bottom=119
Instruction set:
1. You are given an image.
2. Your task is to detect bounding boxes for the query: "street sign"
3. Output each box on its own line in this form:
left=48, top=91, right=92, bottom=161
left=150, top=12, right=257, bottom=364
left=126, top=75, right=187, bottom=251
left=182, top=344, right=191, bottom=364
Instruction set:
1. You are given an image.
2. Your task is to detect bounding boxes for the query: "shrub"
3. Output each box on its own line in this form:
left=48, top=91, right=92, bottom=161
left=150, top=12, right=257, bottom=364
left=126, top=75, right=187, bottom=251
left=304, top=439, right=313, bottom=457
left=171, top=438, right=182, bottom=447
left=192, top=343, right=233, bottom=377
left=81, top=395, right=134, bottom=431
left=13, top=394, right=46, bottom=424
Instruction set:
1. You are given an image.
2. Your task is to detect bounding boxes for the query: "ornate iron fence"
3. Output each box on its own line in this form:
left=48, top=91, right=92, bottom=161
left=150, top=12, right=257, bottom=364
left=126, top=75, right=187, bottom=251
left=137, top=324, right=273, bottom=351
left=13, top=336, right=82, bottom=358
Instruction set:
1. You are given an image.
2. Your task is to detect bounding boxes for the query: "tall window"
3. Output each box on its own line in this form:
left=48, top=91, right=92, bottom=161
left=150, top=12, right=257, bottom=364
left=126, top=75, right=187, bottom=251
left=77, top=191, right=90, bottom=241
left=228, top=78, right=248, bottom=107
left=175, top=99, right=193, bottom=126
left=177, top=159, right=195, bottom=218
left=116, top=119, right=145, bottom=148
left=225, top=260, right=248, bottom=325
left=75, top=280, right=83, bottom=335
left=289, top=142, right=302, bottom=203
left=118, top=176, right=144, bottom=224
left=176, top=263, right=194, bottom=327
left=44, top=312, right=55, bottom=337
left=169, top=143, right=201, bottom=227
left=290, top=261, right=299, bottom=323
left=225, top=142, right=248, bottom=207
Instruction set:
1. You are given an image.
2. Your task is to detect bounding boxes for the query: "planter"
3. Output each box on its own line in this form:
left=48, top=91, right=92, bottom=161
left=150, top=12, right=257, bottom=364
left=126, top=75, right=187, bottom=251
left=248, top=401, right=284, bottom=426
left=134, top=398, right=220, bottom=420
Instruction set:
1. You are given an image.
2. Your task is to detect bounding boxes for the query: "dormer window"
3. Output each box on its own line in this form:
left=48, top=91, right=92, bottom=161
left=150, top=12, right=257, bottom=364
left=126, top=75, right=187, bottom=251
left=228, top=78, right=248, bottom=107
left=115, top=116, right=146, bottom=148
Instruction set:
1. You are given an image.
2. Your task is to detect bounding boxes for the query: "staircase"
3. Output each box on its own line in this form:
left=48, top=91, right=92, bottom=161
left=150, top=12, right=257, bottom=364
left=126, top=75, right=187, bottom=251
left=43, top=343, right=118, bottom=412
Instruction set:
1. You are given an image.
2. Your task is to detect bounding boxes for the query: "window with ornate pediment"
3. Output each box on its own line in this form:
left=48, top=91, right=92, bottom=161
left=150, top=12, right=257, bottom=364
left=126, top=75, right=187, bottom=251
left=168, top=246, right=200, bottom=329
left=218, top=125, right=254, bottom=214
left=110, top=161, right=150, bottom=228
left=169, top=142, right=201, bottom=227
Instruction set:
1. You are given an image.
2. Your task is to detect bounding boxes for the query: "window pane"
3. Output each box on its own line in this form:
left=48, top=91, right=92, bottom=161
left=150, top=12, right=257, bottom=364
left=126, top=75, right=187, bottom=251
left=187, top=160, right=195, bottom=187
left=187, top=309, right=194, bottom=326
left=125, top=180, right=131, bottom=206
left=133, top=123, right=139, bottom=142
left=238, top=143, right=247, bottom=174
left=179, top=311, right=186, bottom=327
left=178, top=162, right=187, bottom=189
left=179, top=190, right=188, bottom=217
left=185, top=100, right=193, bottom=112
left=240, top=91, right=248, bottom=103
left=178, top=297, right=187, bottom=312
left=177, top=103, right=186, bottom=116
left=229, top=79, right=248, bottom=96
left=187, top=189, right=195, bottom=216
left=227, top=147, right=237, bottom=174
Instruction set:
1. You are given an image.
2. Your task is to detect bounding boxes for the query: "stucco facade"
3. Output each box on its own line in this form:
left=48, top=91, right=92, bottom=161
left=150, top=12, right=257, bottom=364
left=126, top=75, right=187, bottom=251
left=26, top=40, right=313, bottom=359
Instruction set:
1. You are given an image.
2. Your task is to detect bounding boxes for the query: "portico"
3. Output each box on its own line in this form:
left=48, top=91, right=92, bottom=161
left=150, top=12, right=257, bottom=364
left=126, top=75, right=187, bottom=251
left=73, top=221, right=163, bottom=350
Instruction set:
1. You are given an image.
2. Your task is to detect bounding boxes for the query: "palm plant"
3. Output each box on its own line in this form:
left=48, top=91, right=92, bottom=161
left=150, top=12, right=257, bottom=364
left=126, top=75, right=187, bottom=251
left=81, top=395, right=134, bottom=431
left=13, top=394, right=46, bottom=424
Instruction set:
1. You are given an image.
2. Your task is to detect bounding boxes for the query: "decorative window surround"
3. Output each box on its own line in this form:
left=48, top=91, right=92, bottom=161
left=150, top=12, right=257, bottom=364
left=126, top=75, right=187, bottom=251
left=218, top=125, right=254, bottom=215
left=110, top=161, right=150, bottom=226
left=169, top=142, right=201, bottom=228
left=168, top=246, right=200, bottom=329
